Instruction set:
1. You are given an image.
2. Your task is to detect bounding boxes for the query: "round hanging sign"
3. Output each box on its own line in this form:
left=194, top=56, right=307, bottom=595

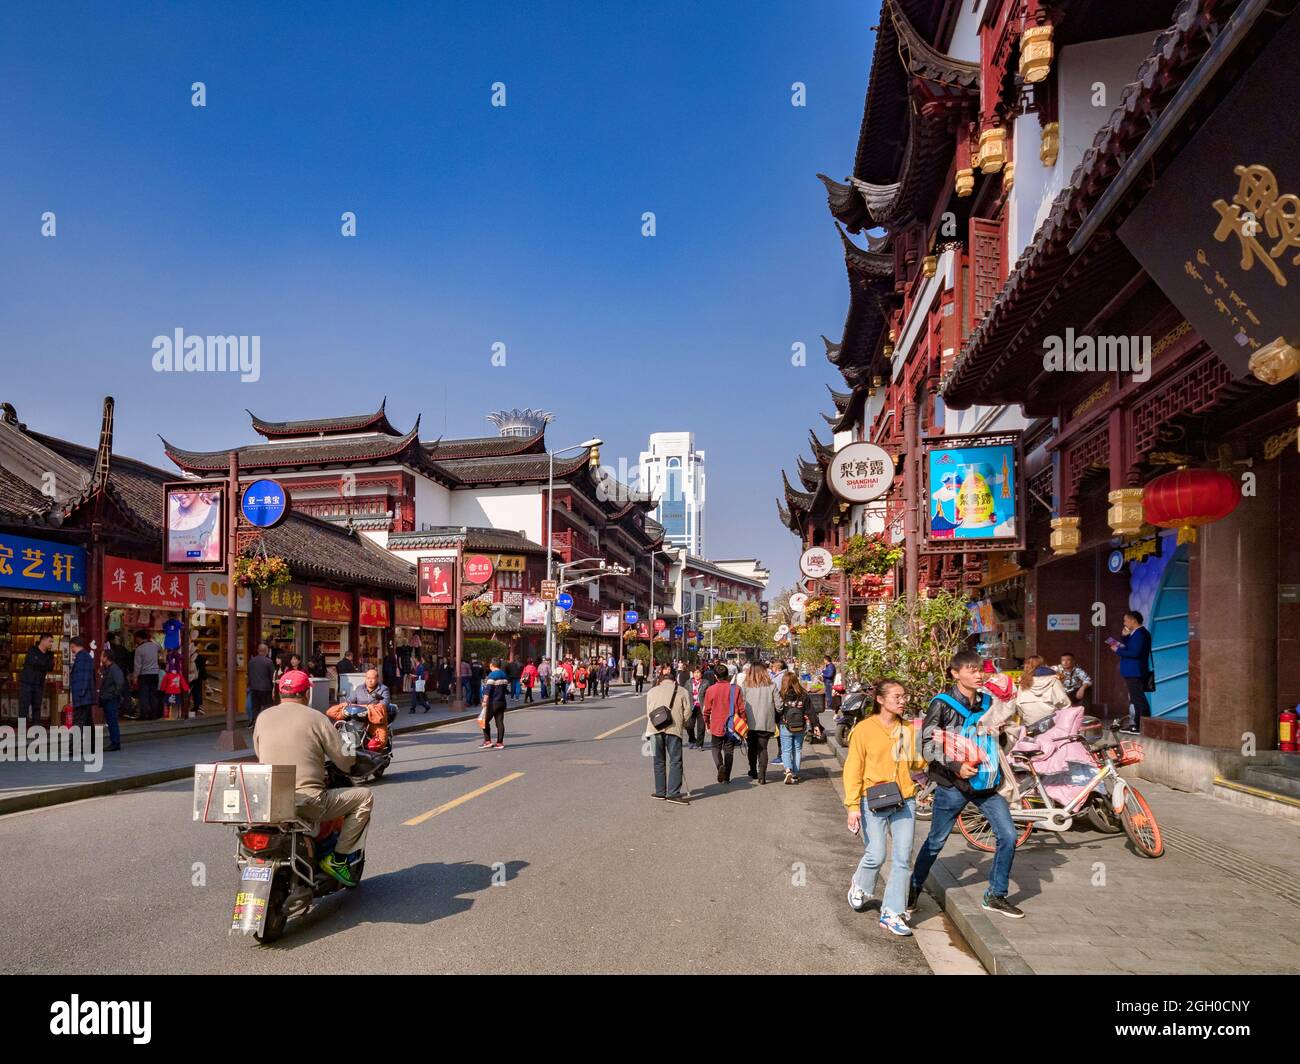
left=827, top=442, right=894, bottom=503
left=240, top=479, right=290, bottom=529
left=799, top=547, right=835, bottom=579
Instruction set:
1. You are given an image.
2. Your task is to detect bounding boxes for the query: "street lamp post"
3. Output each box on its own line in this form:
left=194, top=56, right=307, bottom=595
left=646, top=546, right=675, bottom=667
left=545, top=438, right=602, bottom=670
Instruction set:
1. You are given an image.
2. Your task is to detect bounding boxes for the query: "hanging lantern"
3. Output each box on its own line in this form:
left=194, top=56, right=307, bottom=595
left=922, top=254, right=937, bottom=278
left=955, top=167, right=975, bottom=197
left=1107, top=487, right=1145, bottom=536
left=978, top=126, right=1007, bottom=174
left=1249, top=335, right=1300, bottom=384
left=1001, top=161, right=1015, bottom=195
left=1040, top=122, right=1060, bottom=167
left=1019, top=23, right=1054, bottom=83
left=1143, top=468, right=1241, bottom=544
left=1049, top=516, right=1080, bottom=556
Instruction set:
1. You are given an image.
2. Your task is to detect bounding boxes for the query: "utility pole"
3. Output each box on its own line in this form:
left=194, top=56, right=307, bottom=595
left=217, top=449, right=246, bottom=751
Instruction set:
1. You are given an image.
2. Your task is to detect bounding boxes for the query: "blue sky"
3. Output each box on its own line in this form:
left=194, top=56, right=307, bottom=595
left=0, top=0, right=881, bottom=594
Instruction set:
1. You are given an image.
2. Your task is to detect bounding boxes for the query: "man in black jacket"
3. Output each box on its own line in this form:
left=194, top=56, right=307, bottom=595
left=20, top=634, right=55, bottom=726
left=910, top=649, right=1024, bottom=921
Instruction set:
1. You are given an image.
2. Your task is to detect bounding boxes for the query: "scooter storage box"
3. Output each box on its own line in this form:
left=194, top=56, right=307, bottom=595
left=193, top=763, right=298, bottom=824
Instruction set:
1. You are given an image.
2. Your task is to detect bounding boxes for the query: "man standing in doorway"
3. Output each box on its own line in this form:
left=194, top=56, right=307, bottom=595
left=248, top=642, right=276, bottom=724
left=133, top=630, right=161, bottom=721
left=1110, top=611, right=1153, bottom=733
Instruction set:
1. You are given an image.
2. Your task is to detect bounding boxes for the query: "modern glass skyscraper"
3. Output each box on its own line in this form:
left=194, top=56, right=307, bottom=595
left=638, top=432, right=705, bottom=555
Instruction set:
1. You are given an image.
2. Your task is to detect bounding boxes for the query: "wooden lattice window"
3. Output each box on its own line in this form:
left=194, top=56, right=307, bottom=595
left=1130, top=355, right=1233, bottom=459
left=969, top=216, right=1006, bottom=333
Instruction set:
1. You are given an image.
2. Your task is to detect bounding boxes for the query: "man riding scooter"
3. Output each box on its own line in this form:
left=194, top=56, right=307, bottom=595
left=252, top=670, right=373, bottom=888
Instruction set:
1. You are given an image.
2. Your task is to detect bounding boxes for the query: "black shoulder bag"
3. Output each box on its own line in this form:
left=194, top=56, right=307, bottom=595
left=649, top=683, right=679, bottom=731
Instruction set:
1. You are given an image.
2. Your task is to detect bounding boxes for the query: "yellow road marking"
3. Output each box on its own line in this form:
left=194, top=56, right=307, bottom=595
left=594, top=716, right=645, bottom=741
left=403, top=772, right=525, bottom=826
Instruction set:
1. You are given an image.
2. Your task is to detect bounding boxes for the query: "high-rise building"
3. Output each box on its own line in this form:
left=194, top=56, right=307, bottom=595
left=638, top=432, right=705, bottom=555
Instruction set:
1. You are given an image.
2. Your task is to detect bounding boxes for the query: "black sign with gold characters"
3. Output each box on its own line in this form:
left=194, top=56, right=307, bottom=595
left=1119, top=11, right=1300, bottom=380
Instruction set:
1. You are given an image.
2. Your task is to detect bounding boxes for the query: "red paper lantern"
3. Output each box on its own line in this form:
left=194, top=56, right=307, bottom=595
left=1142, top=468, right=1240, bottom=544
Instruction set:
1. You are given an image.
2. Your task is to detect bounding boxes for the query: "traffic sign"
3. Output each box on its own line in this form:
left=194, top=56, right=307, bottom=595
left=625, top=610, right=639, bottom=624
left=240, top=479, right=290, bottom=529
left=700, top=619, right=722, bottom=631
left=540, top=580, right=559, bottom=601
left=557, top=592, right=574, bottom=611
left=673, top=625, right=684, bottom=637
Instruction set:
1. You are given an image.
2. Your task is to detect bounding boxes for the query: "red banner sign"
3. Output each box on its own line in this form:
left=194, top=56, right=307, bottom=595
left=463, top=554, right=494, bottom=585
left=421, top=606, right=449, bottom=630
left=310, top=587, right=353, bottom=624
left=103, top=555, right=187, bottom=609
left=393, top=599, right=421, bottom=627
left=359, top=596, right=390, bottom=628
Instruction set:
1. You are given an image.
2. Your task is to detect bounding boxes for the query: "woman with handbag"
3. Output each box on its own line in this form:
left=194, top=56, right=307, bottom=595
left=741, top=664, right=779, bottom=784
left=842, top=678, right=927, bottom=937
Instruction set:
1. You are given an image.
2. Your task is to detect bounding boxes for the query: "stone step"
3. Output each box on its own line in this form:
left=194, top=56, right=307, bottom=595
left=1212, top=776, right=1300, bottom=822
left=1242, top=764, right=1300, bottom=799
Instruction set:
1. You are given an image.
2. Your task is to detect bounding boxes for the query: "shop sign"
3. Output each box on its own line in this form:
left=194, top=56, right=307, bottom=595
left=240, top=479, right=291, bottom=529
left=1278, top=584, right=1300, bottom=604
left=923, top=433, right=1024, bottom=552
left=827, top=442, right=894, bottom=503
left=310, top=587, right=353, bottom=623
left=653, top=618, right=667, bottom=632
left=523, top=597, right=548, bottom=626
left=1118, top=534, right=1162, bottom=565
left=359, top=597, right=390, bottom=628
left=463, top=555, right=494, bottom=585
left=1, top=533, right=86, bottom=596
left=799, top=548, right=835, bottom=579
left=492, top=554, right=525, bottom=573
left=1107, top=549, right=1126, bottom=574
left=189, top=574, right=252, bottom=614
left=1047, top=614, right=1080, bottom=632
left=163, top=480, right=226, bottom=572
left=262, top=580, right=310, bottom=618
left=104, top=555, right=185, bottom=609
left=420, top=606, right=449, bottom=630
left=393, top=599, right=422, bottom=627
left=418, top=555, right=455, bottom=606
left=1117, top=12, right=1300, bottom=380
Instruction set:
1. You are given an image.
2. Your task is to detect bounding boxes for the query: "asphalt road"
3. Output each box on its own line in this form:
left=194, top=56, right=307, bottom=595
left=1, top=688, right=946, bottom=974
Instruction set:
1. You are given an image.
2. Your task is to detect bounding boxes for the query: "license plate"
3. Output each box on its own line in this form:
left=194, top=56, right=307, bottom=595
left=241, top=864, right=273, bottom=882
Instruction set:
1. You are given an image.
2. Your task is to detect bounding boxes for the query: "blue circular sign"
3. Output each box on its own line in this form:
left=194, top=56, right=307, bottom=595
left=241, top=479, right=289, bottom=528
left=625, top=610, right=639, bottom=624
left=673, top=625, right=684, bottom=637
left=1107, top=549, right=1125, bottom=574
left=556, top=593, right=574, bottom=611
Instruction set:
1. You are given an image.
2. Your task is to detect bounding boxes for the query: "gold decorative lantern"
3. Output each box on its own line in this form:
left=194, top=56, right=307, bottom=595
left=1019, top=23, right=1054, bottom=83
left=978, top=126, right=1007, bottom=174
left=1107, top=488, right=1145, bottom=536
left=1040, top=122, right=1059, bottom=167
left=1249, top=335, right=1300, bottom=384
left=1049, top=515, right=1081, bottom=556
left=922, top=254, right=937, bottom=278
left=956, top=167, right=975, bottom=197
left=1001, top=161, right=1015, bottom=195
left=883, top=343, right=895, bottom=357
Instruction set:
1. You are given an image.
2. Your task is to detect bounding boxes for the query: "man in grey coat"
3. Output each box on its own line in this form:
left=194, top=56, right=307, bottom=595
left=644, top=665, right=692, bottom=805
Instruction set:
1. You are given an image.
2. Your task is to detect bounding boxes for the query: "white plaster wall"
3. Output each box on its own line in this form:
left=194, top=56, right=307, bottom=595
left=415, top=474, right=452, bottom=528
left=450, top=487, right=542, bottom=544
left=947, top=0, right=987, bottom=63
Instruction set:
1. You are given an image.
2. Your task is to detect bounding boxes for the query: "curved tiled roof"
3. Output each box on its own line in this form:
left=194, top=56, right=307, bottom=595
left=163, top=420, right=428, bottom=474
left=253, top=512, right=416, bottom=593
left=249, top=398, right=399, bottom=439
left=888, top=0, right=979, bottom=91
left=386, top=526, right=552, bottom=555
left=424, top=431, right=546, bottom=460
left=432, top=449, right=591, bottom=484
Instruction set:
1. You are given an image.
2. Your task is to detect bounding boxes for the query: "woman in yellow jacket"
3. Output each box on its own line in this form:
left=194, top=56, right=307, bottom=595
left=843, top=678, right=927, bottom=937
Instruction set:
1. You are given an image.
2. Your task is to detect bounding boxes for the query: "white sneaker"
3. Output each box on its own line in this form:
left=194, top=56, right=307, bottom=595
left=847, top=883, right=870, bottom=913
left=879, top=910, right=913, bottom=937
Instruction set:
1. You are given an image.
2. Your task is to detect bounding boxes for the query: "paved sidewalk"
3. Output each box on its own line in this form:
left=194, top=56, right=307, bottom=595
left=827, top=730, right=1300, bottom=974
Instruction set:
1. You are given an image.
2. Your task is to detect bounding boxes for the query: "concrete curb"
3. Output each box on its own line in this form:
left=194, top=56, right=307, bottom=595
left=825, top=724, right=1034, bottom=975
left=0, top=704, right=523, bottom=819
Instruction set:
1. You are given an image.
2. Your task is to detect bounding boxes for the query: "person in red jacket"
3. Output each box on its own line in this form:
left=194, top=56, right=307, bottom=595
left=574, top=661, right=588, bottom=702
left=702, top=666, right=745, bottom=785
left=521, top=659, right=538, bottom=703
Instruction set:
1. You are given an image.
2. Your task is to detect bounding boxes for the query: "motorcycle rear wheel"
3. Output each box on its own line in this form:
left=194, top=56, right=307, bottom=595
left=1120, top=786, right=1164, bottom=857
left=255, top=877, right=290, bottom=944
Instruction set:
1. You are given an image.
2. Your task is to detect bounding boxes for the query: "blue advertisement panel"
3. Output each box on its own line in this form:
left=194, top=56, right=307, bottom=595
left=0, top=532, right=86, bottom=595
left=923, top=433, right=1023, bottom=551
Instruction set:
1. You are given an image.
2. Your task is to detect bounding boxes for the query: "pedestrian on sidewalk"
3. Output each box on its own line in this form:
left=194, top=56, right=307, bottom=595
left=133, top=631, right=162, bottom=721
left=538, top=657, right=551, bottom=701
left=190, top=653, right=208, bottom=717
left=506, top=657, right=522, bottom=700
left=702, top=667, right=743, bottom=784
left=522, top=658, right=538, bottom=703
left=1015, top=655, right=1071, bottom=728
left=575, top=660, right=588, bottom=702
left=411, top=654, right=432, bottom=712
left=248, top=643, right=276, bottom=725
left=821, top=655, right=836, bottom=717
left=742, top=663, right=779, bottom=783
left=469, top=655, right=484, bottom=706
left=777, top=672, right=816, bottom=784
left=911, top=649, right=1024, bottom=920
left=481, top=659, right=509, bottom=748
left=19, top=632, right=54, bottom=726
left=633, top=657, right=647, bottom=694
left=645, top=665, right=692, bottom=804
left=382, top=649, right=401, bottom=695
left=69, top=636, right=96, bottom=730
left=685, top=666, right=706, bottom=749
left=1054, top=652, right=1092, bottom=707
left=843, top=678, right=925, bottom=937
left=1109, top=611, right=1153, bottom=732
left=97, top=647, right=125, bottom=751
left=602, top=656, right=613, bottom=698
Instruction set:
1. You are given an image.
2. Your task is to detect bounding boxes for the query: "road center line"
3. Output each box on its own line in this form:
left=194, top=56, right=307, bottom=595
left=594, top=716, right=645, bottom=740
left=403, top=772, right=525, bottom=826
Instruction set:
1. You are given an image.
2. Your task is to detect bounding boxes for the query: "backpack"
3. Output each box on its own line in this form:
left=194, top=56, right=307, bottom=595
left=780, top=696, right=806, bottom=733
left=725, top=685, right=749, bottom=744
left=933, top=692, right=1001, bottom=792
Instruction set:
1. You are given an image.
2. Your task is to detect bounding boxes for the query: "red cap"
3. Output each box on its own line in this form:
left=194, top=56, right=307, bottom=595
left=277, top=669, right=311, bottom=696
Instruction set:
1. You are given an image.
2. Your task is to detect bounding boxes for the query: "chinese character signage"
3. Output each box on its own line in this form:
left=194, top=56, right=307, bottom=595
left=492, top=554, right=526, bottom=573
left=827, top=442, right=895, bottom=503
left=239, top=479, right=291, bottom=529
left=359, top=596, right=390, bottom=628
left=310, top=587, right=353, bottom=623
left=923, top=433, right=1023, bottom=553
left=420, top=606, right=449, bottom=630
left=189, top=574, right=251, bottom=614
left=393, top=599, right=422, bottom=627
left=163, top=480, right=226, bottom=571
left=418, top=555, right=456, bottom=605
left=103, top=555, right=185, bottom=609
left=0, top=534, right=86, bottom=595
left=262, top=580, right=309, bottom=618
left=463, top=554, right=494, bottom=585
left=1118, top=13, right=1300, bottom=379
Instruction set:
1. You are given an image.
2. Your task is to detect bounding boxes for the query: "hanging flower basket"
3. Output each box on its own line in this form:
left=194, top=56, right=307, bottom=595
left=462, top=599, right=492, bottom=619
left=804, top=594, right=835, bottom=620
left=835, top=533, right=903, bottom=577
left=234, top=553, right=291, bottom=592
left=556, top=621, right=572, bottom=637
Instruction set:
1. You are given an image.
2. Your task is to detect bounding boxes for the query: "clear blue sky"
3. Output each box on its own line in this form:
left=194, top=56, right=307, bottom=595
left=0, top=0, right=882, bottom=594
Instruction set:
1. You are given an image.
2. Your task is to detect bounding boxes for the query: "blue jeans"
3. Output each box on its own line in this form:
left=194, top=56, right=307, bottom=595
left=778, top=725, right=805, bottom=774
left=100, top=697, right=121, bottom=748
left=652, top=733, right=684, bottom=798
left=912, top=784, right=1016, bottom=898
left=854, top=797, right=916, bottom=916
left=540, top=679, right=549, bottom=699
left=511, top=679, right=521, bottom=699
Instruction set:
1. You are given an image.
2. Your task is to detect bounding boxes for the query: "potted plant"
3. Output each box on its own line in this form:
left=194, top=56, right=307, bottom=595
left=234, top=553, right=291, bottom=592
left=835, top=533, right=903, bottom=578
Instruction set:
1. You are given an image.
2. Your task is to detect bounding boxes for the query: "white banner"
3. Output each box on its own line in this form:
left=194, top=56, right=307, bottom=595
left=522, top=595, right=547, bottom=626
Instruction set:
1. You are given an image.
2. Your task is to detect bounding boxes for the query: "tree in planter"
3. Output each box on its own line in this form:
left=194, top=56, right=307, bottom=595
left=794, top=622, right=841, bottom=682
left=464, top=638, right=509, bottom=663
